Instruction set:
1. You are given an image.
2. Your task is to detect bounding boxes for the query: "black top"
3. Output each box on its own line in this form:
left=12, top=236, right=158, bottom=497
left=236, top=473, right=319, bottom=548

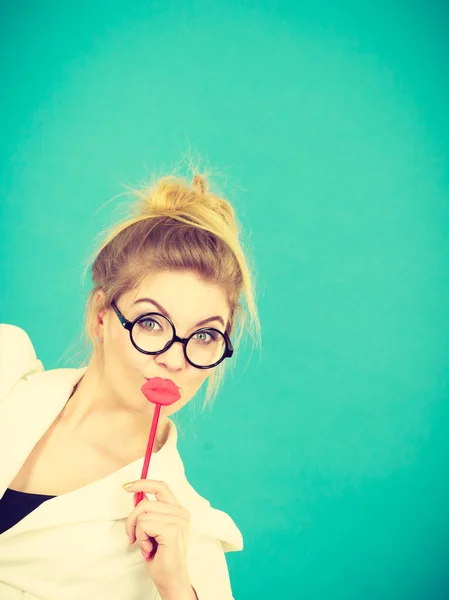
left=0, top=488, right=57, bottom=535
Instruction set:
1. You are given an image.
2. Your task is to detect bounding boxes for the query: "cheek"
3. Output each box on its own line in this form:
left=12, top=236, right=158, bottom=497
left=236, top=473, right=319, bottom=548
left=104, top=330, right=142, bottom=376
left=164, top=372, right=210, bottom=415
left=184, top=370, right=209, bottom=395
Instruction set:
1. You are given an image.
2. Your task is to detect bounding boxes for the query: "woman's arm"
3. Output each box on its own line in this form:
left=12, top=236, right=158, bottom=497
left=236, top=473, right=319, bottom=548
left=0, top=324, right=44, bottom=401
left=159, top=585, right=198, bottom=600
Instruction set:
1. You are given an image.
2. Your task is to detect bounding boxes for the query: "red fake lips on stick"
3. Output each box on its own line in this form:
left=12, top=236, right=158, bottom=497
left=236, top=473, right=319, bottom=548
left=134, top=378, right=181, bottom=509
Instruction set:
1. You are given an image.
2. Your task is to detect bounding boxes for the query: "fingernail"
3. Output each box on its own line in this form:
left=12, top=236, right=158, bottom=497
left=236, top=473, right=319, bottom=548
left=122, top=482, right=134, bottom=489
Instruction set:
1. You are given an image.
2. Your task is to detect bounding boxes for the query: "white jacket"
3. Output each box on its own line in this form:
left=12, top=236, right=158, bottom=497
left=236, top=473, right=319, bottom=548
left=0, top=324, right=243, bottom=600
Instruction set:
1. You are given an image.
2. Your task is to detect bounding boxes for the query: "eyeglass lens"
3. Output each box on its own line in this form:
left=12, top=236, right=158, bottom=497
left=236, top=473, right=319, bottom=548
left=132, top=314, right=226, bottom=367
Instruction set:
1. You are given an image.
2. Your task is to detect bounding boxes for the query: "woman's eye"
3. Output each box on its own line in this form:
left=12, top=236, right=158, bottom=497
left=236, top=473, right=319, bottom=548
left=139, top=318, right=159, bottom=331
left=194, top=331, right=216, bottom=343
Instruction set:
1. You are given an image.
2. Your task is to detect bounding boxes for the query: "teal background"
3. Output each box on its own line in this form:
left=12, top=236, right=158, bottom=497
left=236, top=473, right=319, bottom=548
left=1, top=2, right=448, bottom=598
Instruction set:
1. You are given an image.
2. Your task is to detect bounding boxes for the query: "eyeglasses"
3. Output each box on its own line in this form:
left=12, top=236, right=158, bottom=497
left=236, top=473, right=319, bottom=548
left=111, top=300, right=234, bottom=369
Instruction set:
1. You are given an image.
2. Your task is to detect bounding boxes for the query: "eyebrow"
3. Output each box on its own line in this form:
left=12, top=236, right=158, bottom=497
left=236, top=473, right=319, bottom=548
left=133, top=297, right=226, bottom=329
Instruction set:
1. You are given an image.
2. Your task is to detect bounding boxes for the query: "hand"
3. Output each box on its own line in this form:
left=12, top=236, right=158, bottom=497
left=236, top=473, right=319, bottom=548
left=123, top=479, right=192, bottom=594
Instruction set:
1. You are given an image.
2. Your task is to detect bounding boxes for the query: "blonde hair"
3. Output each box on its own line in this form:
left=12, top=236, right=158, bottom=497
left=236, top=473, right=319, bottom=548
left=83, top=173, right=261, bottom=408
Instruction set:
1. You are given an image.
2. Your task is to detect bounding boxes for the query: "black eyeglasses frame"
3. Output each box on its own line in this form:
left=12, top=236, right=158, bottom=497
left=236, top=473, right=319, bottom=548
left=111, top=300, right=234, bottom=370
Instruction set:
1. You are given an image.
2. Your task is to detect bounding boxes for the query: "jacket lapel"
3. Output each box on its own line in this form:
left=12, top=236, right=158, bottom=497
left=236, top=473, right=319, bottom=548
left=0, top=368, right=185, bottom=540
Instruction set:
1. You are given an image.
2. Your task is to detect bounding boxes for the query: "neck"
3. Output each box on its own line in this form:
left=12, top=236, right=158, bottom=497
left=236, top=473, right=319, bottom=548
left=59, top=359, right=168, bottom=454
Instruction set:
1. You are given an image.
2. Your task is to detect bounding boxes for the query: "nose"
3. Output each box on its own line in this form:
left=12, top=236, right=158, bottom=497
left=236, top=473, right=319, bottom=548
left=154, top=339, right=187, bottom=370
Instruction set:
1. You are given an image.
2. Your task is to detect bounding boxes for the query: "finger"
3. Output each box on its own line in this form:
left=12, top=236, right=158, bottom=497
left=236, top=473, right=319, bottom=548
left=123, top=479, right=181, bottom=506
left=135, top=512, right=188, bottom=542
left=140, top=536, right=156, bottom=557
left=125, top=499, right=189, bottom=542
left=136, top=515, right=189, bottom=559
left=127, top=511, right=188, bottom=545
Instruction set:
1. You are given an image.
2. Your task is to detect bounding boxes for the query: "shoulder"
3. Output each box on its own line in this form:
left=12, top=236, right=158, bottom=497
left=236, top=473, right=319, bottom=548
left=0, top=324, right=44, bottom=401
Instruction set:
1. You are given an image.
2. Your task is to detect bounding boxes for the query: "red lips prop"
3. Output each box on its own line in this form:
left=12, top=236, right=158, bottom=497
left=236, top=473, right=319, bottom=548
left=134, top=378, right=181, bottom=509
left=141, top=378, right=181, bottom=406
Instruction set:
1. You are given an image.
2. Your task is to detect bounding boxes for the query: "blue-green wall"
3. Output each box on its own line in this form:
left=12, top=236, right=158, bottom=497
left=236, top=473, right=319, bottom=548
left=1, top=2, right=448, bottom=598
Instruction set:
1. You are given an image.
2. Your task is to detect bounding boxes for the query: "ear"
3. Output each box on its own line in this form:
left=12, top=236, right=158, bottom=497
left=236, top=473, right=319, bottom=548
left=93, top=290, right=107, bottom=337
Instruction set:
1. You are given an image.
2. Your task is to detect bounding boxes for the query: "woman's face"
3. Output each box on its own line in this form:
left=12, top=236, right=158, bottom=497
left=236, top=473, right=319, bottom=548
left=96, top=270, right=230, bottom=420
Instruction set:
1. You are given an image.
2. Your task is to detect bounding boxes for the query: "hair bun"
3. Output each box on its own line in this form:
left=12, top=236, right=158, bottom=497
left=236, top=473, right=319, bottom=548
left=137, top=174, right=212, bottom=216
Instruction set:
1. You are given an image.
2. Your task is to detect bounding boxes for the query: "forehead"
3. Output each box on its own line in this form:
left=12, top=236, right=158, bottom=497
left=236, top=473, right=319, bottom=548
left=124, top=270, right=230, bottom=319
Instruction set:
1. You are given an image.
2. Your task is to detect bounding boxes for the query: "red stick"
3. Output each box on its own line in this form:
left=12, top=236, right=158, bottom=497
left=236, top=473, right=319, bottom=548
left=134, top=378, right=180, bottom=560
left=134, top=403, right=162, bottom=507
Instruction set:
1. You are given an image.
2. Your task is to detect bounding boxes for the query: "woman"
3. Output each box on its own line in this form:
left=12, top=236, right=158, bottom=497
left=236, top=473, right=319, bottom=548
left=0, top=174, right=260, bottom=600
